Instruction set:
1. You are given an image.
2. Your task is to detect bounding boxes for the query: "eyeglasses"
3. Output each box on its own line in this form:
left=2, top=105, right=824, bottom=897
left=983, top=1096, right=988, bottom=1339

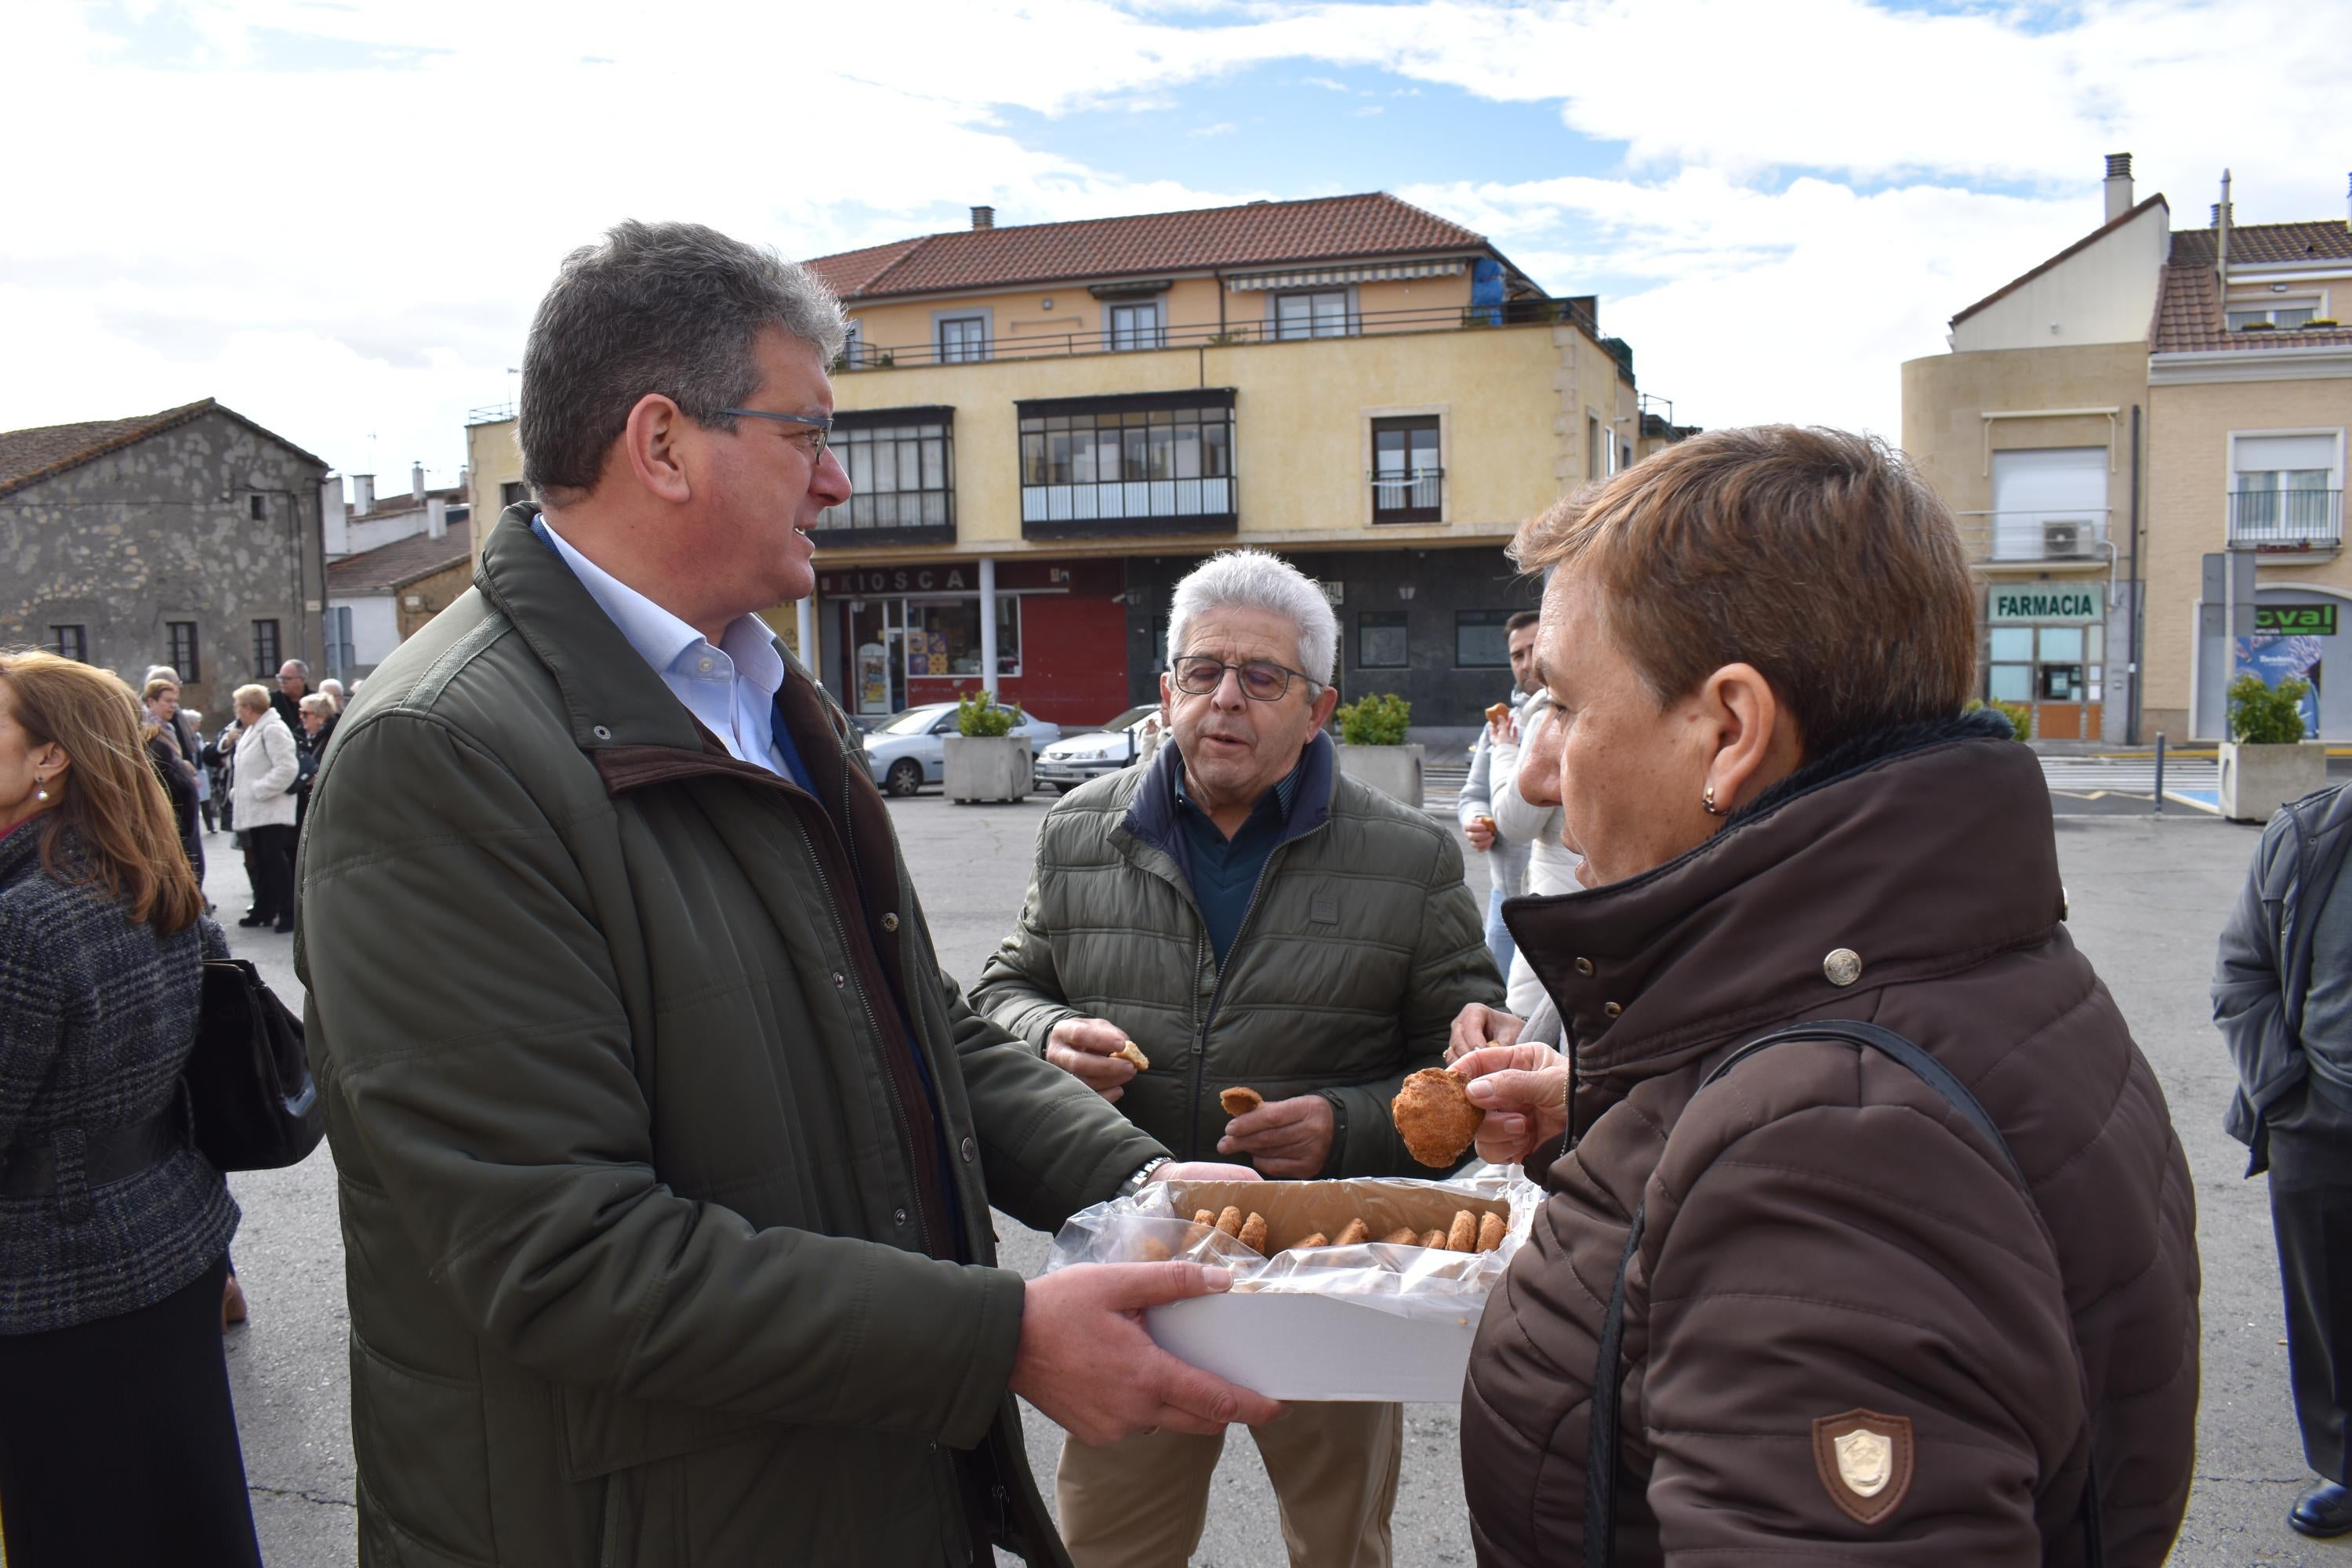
left=1169, top=655, right=1316, bottom=702
left=714, top=408, right=833, bottom=458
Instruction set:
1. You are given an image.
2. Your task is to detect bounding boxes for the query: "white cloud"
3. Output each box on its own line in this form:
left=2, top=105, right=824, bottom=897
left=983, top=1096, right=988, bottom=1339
left=1189, top=120, right=1240, bottom=136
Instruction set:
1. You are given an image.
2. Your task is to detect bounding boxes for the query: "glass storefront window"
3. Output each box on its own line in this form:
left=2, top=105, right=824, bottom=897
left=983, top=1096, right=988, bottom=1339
left=2038, top=626, right=2085, bottom=663
left=1988, top=626, right=2034, bottom=662
left=1989, top=665, right=2032, bottom=702
left=905, top=597, right=1022, bottom=680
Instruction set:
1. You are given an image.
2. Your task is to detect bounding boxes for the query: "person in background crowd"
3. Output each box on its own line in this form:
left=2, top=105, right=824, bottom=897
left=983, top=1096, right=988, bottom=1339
left=1457, top=608, right=1541, bottom=975
left=1480, top=688, right=1581, bottom=1022
left=1449, top=426, right=2197, bottom=1563
left=2214, top=778, right=2352, bottom=1537
left=270, top=660, right=310, bottom=738
left=318, top=677, right=345, bottom=710
left=297, top=218, right=1276, bottom=1566
left=975, top=548, right=1503, bottom=1568
left=293, top=692, right=337, bottom=828
left=0, top=650, right=262, bottom=1568
left=143, top=665, right=212, bottom=833
left=226, top=684, right=298, bottom=934
left=140, top=678, right=203, bottom=883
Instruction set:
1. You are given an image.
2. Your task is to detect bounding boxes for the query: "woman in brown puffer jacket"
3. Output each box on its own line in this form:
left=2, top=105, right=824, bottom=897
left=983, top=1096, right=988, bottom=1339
left=1449, top=427, right=2198, bottom=1566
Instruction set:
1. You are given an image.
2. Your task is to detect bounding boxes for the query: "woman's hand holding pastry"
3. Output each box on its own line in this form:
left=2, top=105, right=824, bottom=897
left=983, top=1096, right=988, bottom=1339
left=1453, top=1042, right=1570, bottom=1165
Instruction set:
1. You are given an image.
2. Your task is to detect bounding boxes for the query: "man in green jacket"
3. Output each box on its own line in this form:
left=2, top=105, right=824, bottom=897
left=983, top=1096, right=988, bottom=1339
left=973, top=548, right=1503, bottom=1566
left=295, top=220, right=1276, bottom=1567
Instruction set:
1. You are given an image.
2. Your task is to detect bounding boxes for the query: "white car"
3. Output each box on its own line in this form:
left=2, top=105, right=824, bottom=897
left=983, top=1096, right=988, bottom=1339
left=1035, top=704, right=1161, bottom=793
left=862, top=702, right=1063, bottom=797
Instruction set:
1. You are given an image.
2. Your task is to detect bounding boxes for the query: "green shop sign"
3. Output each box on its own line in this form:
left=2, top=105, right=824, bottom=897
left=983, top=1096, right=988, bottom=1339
left=2257, top=604, right=2339, bottom=637
left=1990, top=587, right=2100, bottom=623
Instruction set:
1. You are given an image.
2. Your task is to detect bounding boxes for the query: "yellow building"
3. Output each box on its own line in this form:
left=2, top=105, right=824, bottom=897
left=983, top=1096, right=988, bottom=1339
left=1905, top=155, right=2352, bottom=742
left=470, top=193, right=1664, bottom=733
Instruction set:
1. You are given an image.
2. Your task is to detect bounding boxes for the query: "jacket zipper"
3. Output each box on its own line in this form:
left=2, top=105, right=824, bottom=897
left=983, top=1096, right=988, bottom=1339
left=1181, top=822, right=1327, bottom=1161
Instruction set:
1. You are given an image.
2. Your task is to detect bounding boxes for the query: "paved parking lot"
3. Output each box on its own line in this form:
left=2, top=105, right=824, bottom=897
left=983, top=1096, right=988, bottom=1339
left=207, top=788, right=2310, bottom=1564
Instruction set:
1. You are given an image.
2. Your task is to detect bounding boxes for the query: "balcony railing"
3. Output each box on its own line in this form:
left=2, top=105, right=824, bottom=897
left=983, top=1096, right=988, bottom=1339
left=1951, top=510, right=2111, bottom=565
left=2230, top=490, right=2343, bottom=551
left=837, top=297, right=1596, bottom=372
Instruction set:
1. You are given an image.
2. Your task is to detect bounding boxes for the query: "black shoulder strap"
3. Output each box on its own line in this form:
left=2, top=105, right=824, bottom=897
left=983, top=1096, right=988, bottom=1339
left=1582, top=1018, right=2103, bottom=1566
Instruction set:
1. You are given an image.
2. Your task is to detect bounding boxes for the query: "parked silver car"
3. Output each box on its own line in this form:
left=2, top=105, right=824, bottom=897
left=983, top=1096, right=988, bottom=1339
left=862, top=702, right=1063, bottom=797
left=1035, top=704, right=1161, bottom=793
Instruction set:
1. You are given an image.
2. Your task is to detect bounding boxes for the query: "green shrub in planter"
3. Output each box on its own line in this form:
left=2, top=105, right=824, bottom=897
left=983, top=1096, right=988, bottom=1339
left=1965, top=697, right=2034, bottom=741
left=956, top=690, right=1022, bottom=738
left=2228, top=674, right=2310, bottom=744
left=1334, top=691, right=1412, bottom=746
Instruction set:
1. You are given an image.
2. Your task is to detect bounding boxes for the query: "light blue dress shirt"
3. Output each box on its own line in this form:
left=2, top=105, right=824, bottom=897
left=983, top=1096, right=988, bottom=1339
left=535, top=517, right=790, bottom=777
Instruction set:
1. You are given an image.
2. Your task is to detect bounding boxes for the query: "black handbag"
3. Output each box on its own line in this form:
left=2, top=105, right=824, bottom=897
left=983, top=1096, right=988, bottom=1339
left=186, top=957, right=326, bottom=1172
left=1583, top=1018, right=2103, bottom=1566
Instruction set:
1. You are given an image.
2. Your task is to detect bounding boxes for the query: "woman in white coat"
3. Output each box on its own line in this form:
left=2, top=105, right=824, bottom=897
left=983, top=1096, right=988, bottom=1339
left=1486, top=690, right=1582, bottom=1021
left=226, top=684, right=299, bottom=933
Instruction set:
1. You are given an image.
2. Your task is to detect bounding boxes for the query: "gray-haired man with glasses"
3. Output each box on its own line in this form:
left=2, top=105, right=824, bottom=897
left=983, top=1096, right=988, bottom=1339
left=975, top=547, right=1502, bottom=1567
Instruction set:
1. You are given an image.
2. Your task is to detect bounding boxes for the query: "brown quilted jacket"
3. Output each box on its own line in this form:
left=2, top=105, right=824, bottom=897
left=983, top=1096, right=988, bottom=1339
left=1461, top=718, right=2198, bottom=1566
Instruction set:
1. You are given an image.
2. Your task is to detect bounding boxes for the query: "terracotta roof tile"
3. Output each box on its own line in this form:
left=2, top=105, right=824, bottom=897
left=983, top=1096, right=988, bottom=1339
left=0, top=397, right=328, bottom=500
left=2152, top=216, right=2352, bottom=354
left=326, top=520, right=474, bottom=595
left=802, top=193, right=1496, bottom=301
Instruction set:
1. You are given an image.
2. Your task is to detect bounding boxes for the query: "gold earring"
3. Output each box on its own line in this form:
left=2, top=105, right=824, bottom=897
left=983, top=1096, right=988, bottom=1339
left=1702, top=782, right=1726, bottom=816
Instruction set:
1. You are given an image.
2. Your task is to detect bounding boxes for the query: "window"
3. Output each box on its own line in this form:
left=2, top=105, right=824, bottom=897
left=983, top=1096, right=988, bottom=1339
left=50, top=625, right=87, bottom=662
left=2232, top=434, right=2343, bottom=546
left=1987, top=622, right=2103, bottom=707
left=840, top=318, right=865, bottom=368
left=1455, top=609, right=1514, bottom=668
left=1371, top=416, right=1442, bottom=523
left=1108, top=301, right=1163, bottom=352
left=2229, top=297, right=2321, bottom=332
left=1989, top=448, right=2107, bottom=561
left=938, top=316, right=989, bottom=363
left=249, top=494, right=267, bottom=520
left=499, top=481, right=530, bottom=510
left=1587, top=415, right=1602, bottom=480
left=816, top=408, right=955, bottom=540
left=1274, top=289, right=1352, bottom=339
left=1357, top=612, right=1409, bottom=669
left=252, top=619, right=281, bottom=674
left=1018, top=394, right=1236, bottom=535
left=906, top=596, right=1021, bottom=678
left=168, top=620, right=199, bottom=682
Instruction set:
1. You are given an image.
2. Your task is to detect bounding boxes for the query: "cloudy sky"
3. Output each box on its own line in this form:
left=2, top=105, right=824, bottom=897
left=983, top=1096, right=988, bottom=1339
left=5, top=0, right=2346, bottom=495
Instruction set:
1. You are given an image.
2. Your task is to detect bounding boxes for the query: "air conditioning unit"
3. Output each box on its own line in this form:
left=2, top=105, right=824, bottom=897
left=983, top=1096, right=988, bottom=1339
left=2042, top=519, right=2088, bottom=558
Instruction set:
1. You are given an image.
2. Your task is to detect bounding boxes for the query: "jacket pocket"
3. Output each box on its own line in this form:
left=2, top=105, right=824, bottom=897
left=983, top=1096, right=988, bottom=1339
left=350, top=1334, right=499, bottom=1565
left=556, top=1381, right=771, bottom=1483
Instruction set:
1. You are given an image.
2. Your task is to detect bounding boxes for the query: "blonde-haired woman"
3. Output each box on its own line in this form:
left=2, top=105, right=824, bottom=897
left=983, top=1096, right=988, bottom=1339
left=0, top=650, right=261, bottom=1566
left=227, top=681, right=299, bottom=933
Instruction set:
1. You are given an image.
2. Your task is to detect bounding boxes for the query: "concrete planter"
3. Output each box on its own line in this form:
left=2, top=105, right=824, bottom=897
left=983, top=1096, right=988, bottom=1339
left=2219, top=740, right=2328, bottom=822
left=1336, top=742, right=1425, bottom=808
left=943, top=734, right=1033, bottom=804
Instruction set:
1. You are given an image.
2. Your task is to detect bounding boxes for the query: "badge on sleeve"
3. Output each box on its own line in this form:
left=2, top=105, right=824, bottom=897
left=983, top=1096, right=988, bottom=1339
left=1811, top=1409, right=1913, bottom=1526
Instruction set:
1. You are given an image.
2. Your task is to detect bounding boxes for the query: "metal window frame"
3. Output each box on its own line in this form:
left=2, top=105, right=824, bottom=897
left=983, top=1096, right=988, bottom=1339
left=811, top=407, right=958, bottom=547
left=252, top=619, right=282, bottom=675
left=168, top=620, right=200, bottom=683
left=1454, top=608, right=1515, bottom=669
left=49, top=624, right=88, bottom=662
left=1370, top=414, right=1444, bottom=524
left=1015, top=391, right=1240, bottom=539
left=1356, top=609, right=1410, bottom=670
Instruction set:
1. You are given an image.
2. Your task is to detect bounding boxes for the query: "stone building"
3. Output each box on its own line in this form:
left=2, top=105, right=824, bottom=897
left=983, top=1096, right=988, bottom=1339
left=0, top=398, right=332, bottom=718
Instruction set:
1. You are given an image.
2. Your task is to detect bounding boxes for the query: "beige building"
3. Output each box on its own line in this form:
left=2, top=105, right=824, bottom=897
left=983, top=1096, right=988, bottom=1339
left=467, top=193, right=1677, bottom=731
left=1906, top=155, right=2352, bottom=742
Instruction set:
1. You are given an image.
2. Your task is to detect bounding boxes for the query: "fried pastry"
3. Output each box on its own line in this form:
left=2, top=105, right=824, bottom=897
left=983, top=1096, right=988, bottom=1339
left=1237, top=1212, right=1269, bottom=1254
left=1192, top=1209, right=1217, bottom=1227
left=1219, top=1086, right=1263, bottom=1116
left=1380, top=1225, right=1419, bottom=1246
left=1113, top=1041, right=1150, bottom=1071
left=1214, top=1206, right=1244, bottom=1237
left=1392, top=1067, right=1483, bottom=1167
left=1290, top=1232, right=1329, bottom=1250
left=1138, top=1235, right=1173, bottom=1262
left=1417, top=1229, right=1447, bottom=1250
left=1476, top=1212, right=1507, bottom=1253
left=1335, top=1218, right=1370, bottom=1247
left=1484, top=701, right=1510, bottom=726
left=1446, top=1210, right=1478, bottom=1252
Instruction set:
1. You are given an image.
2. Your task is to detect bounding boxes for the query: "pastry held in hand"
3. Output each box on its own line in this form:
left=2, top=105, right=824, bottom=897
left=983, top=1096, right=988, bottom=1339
left=1112, top=1041, right=1150, bottom=1071
left=1392, top=1068, right=1483, bottom=1167
left=1219, top=1085, right=1263, bottom=1116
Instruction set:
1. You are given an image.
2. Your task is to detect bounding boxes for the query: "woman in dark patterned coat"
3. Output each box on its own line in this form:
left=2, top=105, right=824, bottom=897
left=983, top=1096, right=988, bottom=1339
left=0, top=649, right=261, bottom=1567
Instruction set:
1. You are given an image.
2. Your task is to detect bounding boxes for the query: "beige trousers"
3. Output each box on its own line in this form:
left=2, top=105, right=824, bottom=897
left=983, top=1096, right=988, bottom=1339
left=1055, top=1400, right=1402, bottom=1568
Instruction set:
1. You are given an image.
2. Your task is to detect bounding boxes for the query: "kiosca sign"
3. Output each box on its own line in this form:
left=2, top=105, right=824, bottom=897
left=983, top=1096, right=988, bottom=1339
left=818, top=568, right=971, bottom=595
left=1990, top=587, right=2100, bottom=624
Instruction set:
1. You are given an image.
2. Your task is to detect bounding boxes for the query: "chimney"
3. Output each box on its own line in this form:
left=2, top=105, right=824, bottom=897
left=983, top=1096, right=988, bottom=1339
left=2216, top=169, right=2233, bottom=281
left=2345, top=171, right=2350, bottom=226
left=352, top=473, right=375, bottom=514
left=427, top=497, right=448, bottom=540
left=971, top=205, right=995, bottom=230
left=411, top=462, right=426, bottom=502
left=2103, top=152, right=2134, bottom=223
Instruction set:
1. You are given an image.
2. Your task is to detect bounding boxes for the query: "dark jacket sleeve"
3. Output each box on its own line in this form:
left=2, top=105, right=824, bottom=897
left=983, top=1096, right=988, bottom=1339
left=300, top=711, right=1029, bottom=1450
left=971, top=867, right=1083, bottom=1054
left=942, top=968, right=1166, bottom=1233
left=1321, top=828, right=1504, bottom=1176
left=1642, top=1104, right=2070, bottom=1561
left=0, top=896, right=66, bottom=1168
left=2213, top=813, right=2299, bottom=1172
